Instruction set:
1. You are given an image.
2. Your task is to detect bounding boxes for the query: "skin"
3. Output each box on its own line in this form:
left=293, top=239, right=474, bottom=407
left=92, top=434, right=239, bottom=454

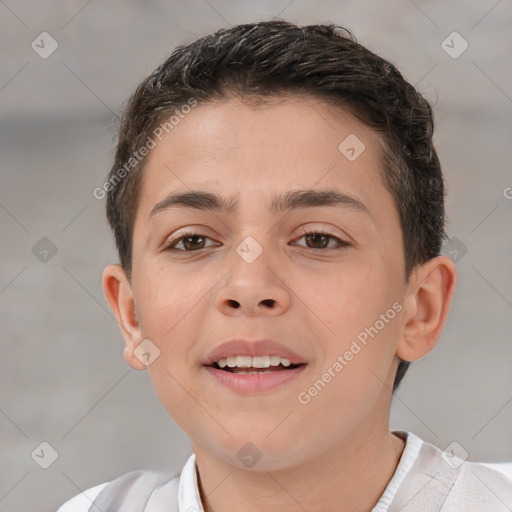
left=103, top=95, right=457, bottom=512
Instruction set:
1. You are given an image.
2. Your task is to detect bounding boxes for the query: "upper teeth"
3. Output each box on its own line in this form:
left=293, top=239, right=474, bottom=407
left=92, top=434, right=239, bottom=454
left=217, top=355, right=292, bottom=368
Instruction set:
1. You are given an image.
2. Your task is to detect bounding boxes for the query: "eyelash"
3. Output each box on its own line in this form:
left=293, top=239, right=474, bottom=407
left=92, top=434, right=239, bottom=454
left=163, top=229, right=351, bottom=252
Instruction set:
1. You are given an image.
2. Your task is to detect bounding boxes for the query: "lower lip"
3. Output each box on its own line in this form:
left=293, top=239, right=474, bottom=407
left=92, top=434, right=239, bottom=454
left=203, top=365, right=307, bottom=393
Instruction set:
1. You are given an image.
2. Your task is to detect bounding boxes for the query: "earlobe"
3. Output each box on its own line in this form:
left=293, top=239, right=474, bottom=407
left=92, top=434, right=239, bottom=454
left=397, top=256, right=457, bottom=362
left=102, top=264, right=146, bottom=371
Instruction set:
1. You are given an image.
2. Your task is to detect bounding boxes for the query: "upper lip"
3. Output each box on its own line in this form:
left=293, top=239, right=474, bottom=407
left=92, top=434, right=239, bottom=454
left=204, top=339, right=307, bottom=366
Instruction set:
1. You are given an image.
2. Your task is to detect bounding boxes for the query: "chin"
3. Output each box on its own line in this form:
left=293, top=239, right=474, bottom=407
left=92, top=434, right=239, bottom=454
left=208, top=435, right=312, bottom=473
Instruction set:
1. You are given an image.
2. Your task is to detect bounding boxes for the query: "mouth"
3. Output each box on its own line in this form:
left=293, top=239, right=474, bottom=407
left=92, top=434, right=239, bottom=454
left=202, top=339, right=308, bottom=392
left=203, top=354, right=308, bottom=393
left=207, top=355, right=305, bottom=374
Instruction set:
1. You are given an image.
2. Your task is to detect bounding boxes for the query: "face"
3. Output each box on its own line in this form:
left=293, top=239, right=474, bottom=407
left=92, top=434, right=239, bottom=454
left=124, top=96, right=409, bottom=470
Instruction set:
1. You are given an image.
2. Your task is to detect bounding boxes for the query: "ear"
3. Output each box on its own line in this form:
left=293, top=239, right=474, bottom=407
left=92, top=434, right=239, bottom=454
left=102, top=264, right=146, bottom=371
left=397, top=255, right=457, bottom=362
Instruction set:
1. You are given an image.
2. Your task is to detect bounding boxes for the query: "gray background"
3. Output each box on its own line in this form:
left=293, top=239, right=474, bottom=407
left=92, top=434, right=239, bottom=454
left=1, top=1, right=511, bottom=511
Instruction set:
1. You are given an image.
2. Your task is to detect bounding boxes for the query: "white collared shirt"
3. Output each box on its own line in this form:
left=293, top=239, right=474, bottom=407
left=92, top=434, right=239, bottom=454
left=57, top=431, right=512, bottom=511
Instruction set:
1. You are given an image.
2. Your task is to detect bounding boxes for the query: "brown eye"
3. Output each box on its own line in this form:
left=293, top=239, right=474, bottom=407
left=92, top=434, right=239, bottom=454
left=165, top=233, right=216, bottom=251
left=294, top=231, right=350, bottom=250
left=164, top=230, right=350, bottom=253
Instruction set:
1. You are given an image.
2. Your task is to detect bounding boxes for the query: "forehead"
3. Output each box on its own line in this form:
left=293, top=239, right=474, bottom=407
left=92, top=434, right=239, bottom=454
left=136, top=96, right=390, bottom=220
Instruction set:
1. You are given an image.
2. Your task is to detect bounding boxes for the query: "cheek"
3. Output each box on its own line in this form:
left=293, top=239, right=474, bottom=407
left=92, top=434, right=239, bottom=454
left=298, top=276, right=400, bottom=430
left=134, top=262, right=200, bottom=335
left=313, top=260, right=400, bottom=374
left=312, top=261, right=386, bottom=332
left=147, top=360, right=199, bottom=438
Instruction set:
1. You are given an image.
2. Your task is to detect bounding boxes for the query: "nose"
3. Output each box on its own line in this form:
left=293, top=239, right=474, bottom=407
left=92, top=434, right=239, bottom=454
left=214, top=243, right=291, bottom=317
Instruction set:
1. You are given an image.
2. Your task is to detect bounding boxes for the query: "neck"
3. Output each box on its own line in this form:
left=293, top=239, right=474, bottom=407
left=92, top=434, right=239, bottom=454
left=193, top=425, right=405, bottom=512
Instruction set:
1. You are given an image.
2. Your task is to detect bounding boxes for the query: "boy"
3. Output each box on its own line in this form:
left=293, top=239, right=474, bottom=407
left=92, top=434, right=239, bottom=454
left=59, top=20, right=512, bottom=511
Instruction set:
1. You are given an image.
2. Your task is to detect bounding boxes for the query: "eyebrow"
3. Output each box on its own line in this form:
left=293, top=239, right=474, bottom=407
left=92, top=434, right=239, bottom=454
left=149, top=189, right=372, bottom=220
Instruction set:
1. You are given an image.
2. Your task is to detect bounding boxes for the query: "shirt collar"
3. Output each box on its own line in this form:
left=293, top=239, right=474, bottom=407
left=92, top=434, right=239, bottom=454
left=371, top=430, right=422, bottom=511
left=177, top=431, right=422, bottom=512
left=178, top=453, right=204, bottom=512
